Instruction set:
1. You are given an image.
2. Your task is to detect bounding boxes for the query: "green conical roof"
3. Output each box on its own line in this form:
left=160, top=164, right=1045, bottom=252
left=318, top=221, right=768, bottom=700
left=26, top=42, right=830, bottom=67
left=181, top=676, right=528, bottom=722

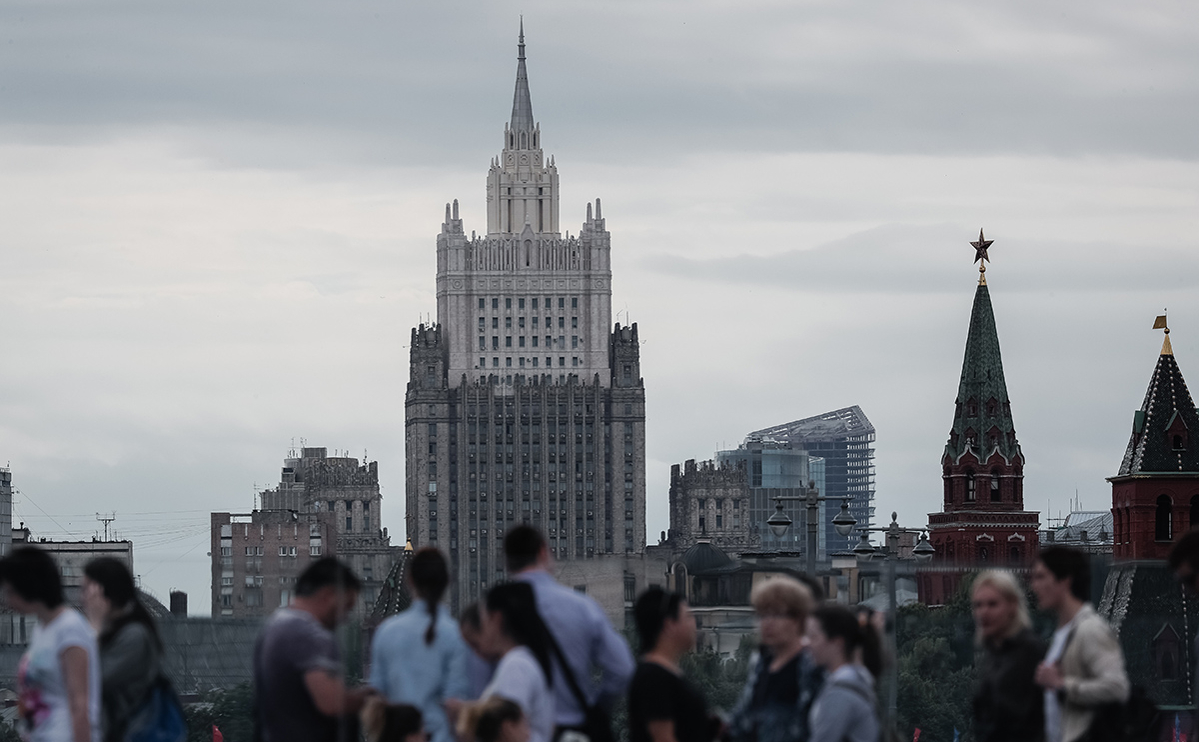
left=944, top=283, right=1022, bottom=465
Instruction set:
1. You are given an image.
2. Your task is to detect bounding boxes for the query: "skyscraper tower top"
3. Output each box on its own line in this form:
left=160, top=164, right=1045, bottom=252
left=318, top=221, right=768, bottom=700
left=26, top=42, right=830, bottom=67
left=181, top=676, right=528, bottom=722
left=510, top=19, right=535, bottom=139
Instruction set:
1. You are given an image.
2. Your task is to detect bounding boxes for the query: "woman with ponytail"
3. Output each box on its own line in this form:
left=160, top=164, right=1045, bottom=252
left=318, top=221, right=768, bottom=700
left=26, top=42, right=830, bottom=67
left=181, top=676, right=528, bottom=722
left=81, top=557, right=162, bottom=742
left=370, top=547, right=470, bottom=742
left=806, top=605, right=881, bottom=742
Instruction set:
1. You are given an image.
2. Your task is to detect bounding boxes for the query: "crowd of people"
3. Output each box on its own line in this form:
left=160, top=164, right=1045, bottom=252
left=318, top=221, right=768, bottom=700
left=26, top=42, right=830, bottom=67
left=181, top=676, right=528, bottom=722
left=8, top=525, right=1199, bottom=742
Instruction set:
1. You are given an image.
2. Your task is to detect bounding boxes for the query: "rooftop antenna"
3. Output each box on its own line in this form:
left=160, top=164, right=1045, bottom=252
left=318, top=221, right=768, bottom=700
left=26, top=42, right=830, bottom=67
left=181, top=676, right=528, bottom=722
left=96, top=513, right=116, bottom=542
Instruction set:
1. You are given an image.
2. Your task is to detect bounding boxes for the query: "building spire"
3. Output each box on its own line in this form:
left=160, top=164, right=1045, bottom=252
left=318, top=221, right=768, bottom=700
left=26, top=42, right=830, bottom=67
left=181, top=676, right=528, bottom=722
left=944, top=230, right=1019, bottom=466
left=510, top=18, right=535, bottom=140
left=1155, top=312, right=1173, bottom=356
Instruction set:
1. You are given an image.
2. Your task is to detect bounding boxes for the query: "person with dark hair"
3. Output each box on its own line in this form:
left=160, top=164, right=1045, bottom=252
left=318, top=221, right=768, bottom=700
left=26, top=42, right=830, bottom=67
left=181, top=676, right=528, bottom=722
left=1031, top=546, right=1129, bottom=742
left=81, top=557, right=164, bottom=742
left=503, top=525, right=633, bottom=742
left=477, top=581, right=556, bottom=742
left=806, top=604, right=880, bottom=742
left=458, top=697, right=529, bottom=742
left=728, top=577, right=823, bottom=742
left=370, top=548, right=469, bottom=742
left=627, top=588, right=714, bottom=742
left=360, top=698, right=425, bottom=742
left=0, top=545, right=100, bottom=742
left=1170, top=529, right=1199, bottom=740
left=971, top=570, right=1045, bottom=742
left=253, top=557, right=374, bottom=742
left=460, top=602, right=499, bottom=699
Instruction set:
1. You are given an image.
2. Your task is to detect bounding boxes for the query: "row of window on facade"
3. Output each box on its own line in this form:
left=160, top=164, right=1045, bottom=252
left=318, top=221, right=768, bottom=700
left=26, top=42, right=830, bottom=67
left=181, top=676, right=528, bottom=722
left=477, top=356, right=583, bottom=369
left=478, top=297, right=578, bottom=311
left=944, top=470, right=1024, bottom=503
left=479, top=335, right=581, bottom=351
left=479, top=315, right=579, bottom=331
left=1123, top=494, right=1199, bottom=543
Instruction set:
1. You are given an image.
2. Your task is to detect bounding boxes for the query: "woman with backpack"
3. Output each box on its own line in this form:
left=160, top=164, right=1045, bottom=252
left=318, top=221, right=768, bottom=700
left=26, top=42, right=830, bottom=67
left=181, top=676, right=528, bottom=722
left=81, top=557, right=168, bottom=742
left=806, top=604, right=881, bottom=742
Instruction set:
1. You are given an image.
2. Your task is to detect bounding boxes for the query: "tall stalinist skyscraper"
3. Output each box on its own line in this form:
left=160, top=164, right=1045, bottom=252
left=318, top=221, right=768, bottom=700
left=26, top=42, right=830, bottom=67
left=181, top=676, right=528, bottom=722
left=406, top=26, right=647, bottom=610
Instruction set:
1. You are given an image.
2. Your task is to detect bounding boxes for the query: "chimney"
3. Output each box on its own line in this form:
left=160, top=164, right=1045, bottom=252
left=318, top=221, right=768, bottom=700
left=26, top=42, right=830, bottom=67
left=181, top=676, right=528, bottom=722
left=169, top=591, right=188, bottom=618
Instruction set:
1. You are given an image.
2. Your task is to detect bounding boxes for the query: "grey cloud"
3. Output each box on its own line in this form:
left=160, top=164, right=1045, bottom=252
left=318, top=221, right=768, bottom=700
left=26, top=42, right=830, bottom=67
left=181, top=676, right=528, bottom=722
left=0, top=0, right=1196, bottom=170
left=641, top=224, right=1199, bottom=294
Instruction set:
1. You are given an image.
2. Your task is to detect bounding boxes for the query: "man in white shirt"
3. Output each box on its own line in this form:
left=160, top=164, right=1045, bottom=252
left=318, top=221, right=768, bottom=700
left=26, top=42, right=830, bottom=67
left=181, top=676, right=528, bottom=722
left=1031, top=546, right=1129, bottom=742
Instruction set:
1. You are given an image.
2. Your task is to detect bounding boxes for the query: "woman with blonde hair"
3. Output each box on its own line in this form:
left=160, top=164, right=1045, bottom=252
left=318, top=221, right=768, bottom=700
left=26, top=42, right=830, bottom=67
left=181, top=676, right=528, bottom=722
left=971, top=569, right=1046, bottom=742
left=728, top=576, right=824, bottom=742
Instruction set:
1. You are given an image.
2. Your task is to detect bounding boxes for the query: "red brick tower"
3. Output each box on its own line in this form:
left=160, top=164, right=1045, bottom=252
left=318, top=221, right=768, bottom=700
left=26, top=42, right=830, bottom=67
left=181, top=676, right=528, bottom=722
left=1110, top=320, right=1199, bottom=560
left=919, top=231, right=1041, bottom=604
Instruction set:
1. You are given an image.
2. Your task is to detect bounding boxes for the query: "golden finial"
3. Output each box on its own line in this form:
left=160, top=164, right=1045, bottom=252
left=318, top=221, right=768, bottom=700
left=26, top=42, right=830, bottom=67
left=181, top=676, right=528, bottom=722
left=971, top=228, right=993, bottom=286
left=1154, top=312, right=1173, bottom=356
left=404, top=538, right=414, bottom=552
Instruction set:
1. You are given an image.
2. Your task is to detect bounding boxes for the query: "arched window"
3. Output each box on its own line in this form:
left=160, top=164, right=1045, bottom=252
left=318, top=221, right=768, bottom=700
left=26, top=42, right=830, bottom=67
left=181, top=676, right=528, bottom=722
left=1191, top=496, right=1199, bottom=531
left=1009, top=545, right=1020, bottom=564
left=1174, top=435, right=1185, bottom=451
left=979, top=546, right=989, bottom=562
left=990, top=471, right=1001, bottom=502
left=965, top=470, right=976, bottom=502
left=1156, top=495, right=1173, bottom=541
left=944, top=467, right=952, bottom=506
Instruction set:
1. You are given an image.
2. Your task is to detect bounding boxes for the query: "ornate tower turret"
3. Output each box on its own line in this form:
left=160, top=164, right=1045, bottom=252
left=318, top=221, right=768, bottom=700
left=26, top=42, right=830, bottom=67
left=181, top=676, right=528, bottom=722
left=920, top=231, right=1041, bottom=604
left=1110, top=317, right=1199, bottom=560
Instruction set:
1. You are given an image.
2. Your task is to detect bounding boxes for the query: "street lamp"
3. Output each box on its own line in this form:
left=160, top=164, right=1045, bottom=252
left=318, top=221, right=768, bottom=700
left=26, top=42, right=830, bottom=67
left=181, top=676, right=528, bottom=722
left=763, top=480, right=856, bottom=577
left=853, top=511, right=935, bottom=732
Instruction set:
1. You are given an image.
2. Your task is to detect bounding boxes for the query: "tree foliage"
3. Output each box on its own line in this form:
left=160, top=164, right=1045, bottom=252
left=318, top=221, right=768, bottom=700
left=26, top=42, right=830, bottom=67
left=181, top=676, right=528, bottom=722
left=184, top=682, right=255, bottom=742
left=892, top=579, right=978, bottom=742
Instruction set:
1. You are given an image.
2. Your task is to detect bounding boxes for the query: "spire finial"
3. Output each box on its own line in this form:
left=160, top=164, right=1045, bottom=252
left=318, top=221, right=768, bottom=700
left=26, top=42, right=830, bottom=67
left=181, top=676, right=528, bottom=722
left=518, top=16, right=525, bottom=60
left=1154, top=312, right=1173, bottom=356
left=971, top=228, right=994, bottom=285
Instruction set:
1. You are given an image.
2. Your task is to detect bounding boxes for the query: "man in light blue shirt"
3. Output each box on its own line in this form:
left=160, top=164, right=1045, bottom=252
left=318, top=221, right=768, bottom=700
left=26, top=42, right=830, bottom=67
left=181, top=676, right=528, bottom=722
left=504, top=526, right=636, bottom=738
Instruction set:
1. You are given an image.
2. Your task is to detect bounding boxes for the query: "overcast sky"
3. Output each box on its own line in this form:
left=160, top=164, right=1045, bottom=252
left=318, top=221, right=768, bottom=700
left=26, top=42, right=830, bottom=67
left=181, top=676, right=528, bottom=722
left=2, top=0, right=1198, bottom=612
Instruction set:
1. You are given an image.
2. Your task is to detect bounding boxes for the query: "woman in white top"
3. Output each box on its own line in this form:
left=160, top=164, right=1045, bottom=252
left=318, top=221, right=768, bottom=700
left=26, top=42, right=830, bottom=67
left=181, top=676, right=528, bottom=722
left=1, top=546, right=101, bottom=742
left=474, top=582, right=555, bottom=742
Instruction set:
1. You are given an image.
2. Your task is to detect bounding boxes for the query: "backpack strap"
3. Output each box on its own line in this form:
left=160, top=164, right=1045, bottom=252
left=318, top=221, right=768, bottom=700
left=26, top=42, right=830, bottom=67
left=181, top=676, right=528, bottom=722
left=543, top=626, right=591, bottom=714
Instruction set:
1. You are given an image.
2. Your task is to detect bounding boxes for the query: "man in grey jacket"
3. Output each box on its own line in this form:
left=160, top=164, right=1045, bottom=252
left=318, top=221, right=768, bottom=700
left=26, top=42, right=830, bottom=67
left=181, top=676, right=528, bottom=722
left=1168, top=530, right=1199, bottom=740
left=1031, top=546, right=1130, bottom=742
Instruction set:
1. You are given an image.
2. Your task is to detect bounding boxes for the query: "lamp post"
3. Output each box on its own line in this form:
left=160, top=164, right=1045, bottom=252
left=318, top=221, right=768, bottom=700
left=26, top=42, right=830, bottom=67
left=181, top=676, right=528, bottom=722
left=765, top=479, right=857, bottom=577
left=853, top=512, right=935, bottom=732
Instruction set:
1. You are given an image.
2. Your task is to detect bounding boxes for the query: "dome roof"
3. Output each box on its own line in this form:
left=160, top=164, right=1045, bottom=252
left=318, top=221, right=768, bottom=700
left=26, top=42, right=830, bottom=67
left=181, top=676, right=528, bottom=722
left=680, top=541, right=733, bottom=574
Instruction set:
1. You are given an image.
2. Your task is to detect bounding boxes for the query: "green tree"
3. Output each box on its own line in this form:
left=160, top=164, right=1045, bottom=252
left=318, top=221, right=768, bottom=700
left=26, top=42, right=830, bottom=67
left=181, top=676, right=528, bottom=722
left=892, top=580, right=978, bottom=742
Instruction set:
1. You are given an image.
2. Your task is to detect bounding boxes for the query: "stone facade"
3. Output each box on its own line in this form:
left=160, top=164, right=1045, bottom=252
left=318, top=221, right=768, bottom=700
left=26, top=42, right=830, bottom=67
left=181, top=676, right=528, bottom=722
left=668, top=440, right=829, bottom=556
left=210, top=509, right=338, bottom=618
left=405, top=30, right=647, bottom=613
left=921, top=265, right=1040, bottom=604
left=668, top=460, right=752, bottom=551
left=212, top=446, right=401, bottom=617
